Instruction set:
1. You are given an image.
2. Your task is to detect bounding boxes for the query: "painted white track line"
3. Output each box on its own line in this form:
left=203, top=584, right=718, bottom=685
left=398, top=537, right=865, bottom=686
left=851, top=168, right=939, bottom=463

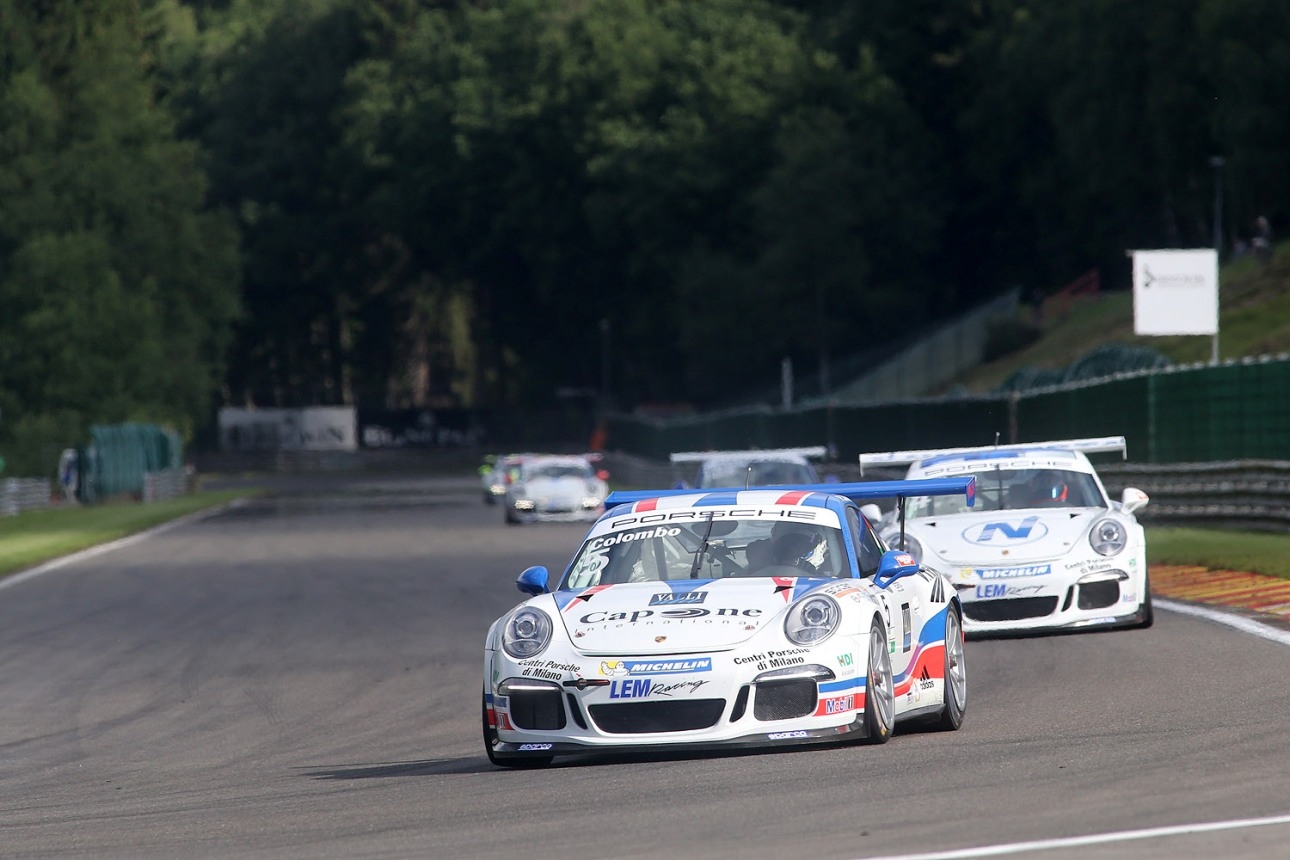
left=856, top=599, right=1290, bottom=860
left=1156, top=596, right=1290, bottom=648
left=0, top=498, right=248, bottom=593
left=855, top=811, right=1290, bottom=860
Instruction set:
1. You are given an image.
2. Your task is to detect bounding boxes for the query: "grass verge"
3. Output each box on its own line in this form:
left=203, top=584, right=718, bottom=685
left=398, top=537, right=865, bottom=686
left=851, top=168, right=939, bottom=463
left=1147, top=526, right=1290, bottom=580
left=0, top=489, right=256, bottom=579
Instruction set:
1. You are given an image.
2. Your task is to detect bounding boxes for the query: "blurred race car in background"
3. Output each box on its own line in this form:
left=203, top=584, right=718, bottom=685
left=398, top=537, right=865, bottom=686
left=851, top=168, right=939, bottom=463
left=860, top=436, right=1152, bottom=635
left=670, top=446, right=832, bottom=489
left=482, top=475, right=975, bottom=767
left=480, top=453, right=529, bottom=505
left=504, top=454, right=609, bottom=524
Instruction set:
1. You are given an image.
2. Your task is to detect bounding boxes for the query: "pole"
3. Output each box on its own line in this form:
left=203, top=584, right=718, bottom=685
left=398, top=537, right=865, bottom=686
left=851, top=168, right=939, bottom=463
left=1209, top=156, right=1225, bottom=365
left=781, top=357, right=793, bottom=409
left=599, top=318, right=611, bottom=414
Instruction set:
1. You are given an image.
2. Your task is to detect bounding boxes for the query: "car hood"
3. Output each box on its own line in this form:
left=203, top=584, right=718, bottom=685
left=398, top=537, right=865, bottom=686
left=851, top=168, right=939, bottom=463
left=551, top=577, right=830, bottom=655
left=908, top=507, right=1109, bottom=565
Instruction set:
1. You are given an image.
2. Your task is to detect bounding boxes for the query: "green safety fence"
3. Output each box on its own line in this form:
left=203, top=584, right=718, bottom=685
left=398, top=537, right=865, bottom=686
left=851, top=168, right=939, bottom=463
left=78, top=423, right=183, bottom=503
left=607, top=356, right=1290, bottom=464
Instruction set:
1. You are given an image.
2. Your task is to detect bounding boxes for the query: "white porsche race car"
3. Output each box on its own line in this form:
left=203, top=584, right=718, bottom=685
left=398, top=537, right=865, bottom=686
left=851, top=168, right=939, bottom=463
left=860, top=436, right=1152, bottom=636
left=670, top=446, right=830, bottom=489
left=503, top=454, right=609, bottom=525
left=482, top=476, right=975, bottom=767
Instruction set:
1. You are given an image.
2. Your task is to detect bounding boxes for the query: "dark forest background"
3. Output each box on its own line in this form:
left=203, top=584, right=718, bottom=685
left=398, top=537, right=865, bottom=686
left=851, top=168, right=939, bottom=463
left=1, top=0, right=1287, bottom=469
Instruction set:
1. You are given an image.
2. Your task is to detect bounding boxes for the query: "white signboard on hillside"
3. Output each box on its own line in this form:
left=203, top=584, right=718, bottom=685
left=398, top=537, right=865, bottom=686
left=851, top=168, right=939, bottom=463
left=219, top=407, right=357, bottom=451
left=1131, top=249, right=1218, bottom=335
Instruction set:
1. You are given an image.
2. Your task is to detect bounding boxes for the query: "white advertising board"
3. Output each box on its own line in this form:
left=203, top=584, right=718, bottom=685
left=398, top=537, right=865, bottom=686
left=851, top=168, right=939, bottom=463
left=1131, top=249, right=1218, bottom=336
left=219, top=407, right=357, bottom=451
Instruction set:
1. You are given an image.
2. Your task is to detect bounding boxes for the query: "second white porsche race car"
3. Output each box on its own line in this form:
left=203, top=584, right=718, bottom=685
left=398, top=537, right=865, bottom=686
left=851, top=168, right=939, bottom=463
left=860, top=436, right=1153, bottom=636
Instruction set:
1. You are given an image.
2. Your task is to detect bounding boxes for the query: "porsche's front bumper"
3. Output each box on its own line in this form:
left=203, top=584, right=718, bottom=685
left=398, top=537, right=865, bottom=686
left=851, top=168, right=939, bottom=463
left=949, top=553, right=1150, bottom=636
left=484, top=650, right=873, bottom=763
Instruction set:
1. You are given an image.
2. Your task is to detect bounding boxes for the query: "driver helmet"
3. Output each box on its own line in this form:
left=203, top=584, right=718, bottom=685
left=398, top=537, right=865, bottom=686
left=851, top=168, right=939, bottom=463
left=770, top=521, right=825, bottom=566
left=1032, top=470, right=1068, bottom=503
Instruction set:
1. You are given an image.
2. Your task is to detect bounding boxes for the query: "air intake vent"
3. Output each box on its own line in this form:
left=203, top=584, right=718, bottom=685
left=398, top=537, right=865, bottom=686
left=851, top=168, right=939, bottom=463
left=588, top=700, right=725, bottom=734
left=753, top=679, right=817, bottom=721
left=963, top=596, right=1059, bottom=622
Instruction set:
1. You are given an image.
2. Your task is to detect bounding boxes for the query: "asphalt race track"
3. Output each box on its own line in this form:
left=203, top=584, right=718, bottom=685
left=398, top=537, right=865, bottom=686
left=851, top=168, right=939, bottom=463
left=3, top=474, right=1290, bottom=860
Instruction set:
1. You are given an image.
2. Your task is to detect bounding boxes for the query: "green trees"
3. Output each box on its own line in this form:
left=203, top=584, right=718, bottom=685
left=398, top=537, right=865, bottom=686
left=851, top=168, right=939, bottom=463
left=3, top=0, right=1287, bottom=465
left=0, top=0, right=239, bottom=475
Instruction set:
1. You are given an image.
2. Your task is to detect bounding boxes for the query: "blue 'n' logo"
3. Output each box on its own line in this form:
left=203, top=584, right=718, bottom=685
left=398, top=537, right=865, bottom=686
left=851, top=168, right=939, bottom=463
left=975, top=516, right=1040, bottom=542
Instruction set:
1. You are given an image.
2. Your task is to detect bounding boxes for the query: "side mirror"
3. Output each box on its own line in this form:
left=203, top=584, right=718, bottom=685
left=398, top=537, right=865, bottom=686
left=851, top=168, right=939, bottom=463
left=516, top=565, right=551, bottom=596
left=858, top=503, right=882, bottom=524
left=1120, top=487, right=1149, bottom=515
left=873, top=549, right=919, bottom=588
left=596, top=469, right=609, bottom=481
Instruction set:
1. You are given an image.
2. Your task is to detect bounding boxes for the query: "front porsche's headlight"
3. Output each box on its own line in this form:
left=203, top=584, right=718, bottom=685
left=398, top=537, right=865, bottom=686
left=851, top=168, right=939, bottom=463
left=784, top=595, right=840, bottom=646
left=502, top=607, right=553, bottom=658
left=1090, top=518, right=1127, bottom=556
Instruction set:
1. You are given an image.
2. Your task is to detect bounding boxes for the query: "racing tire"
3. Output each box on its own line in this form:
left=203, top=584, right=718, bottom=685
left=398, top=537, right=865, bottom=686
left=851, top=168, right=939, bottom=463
left=482, top=689, right=552, bottom=768
left=862, top=617, right=894, bottom=744
left=483, top=492, right=496, bottom=506
left=504, top=507, right=520, bottom=526
left=934, top=605, right=967, bottom=731
left=1135, top=575, right=1154, bottom=629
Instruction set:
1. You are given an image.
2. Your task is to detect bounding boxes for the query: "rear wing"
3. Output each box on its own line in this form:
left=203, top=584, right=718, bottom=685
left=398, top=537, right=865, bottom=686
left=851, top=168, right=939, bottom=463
left=604, top=477, right=975, bottom=509
left=858, top=436, right=1127, bottom=475
left=605, top=477, right=975, bottom=552
left=669, top=446, right=828, bottom=464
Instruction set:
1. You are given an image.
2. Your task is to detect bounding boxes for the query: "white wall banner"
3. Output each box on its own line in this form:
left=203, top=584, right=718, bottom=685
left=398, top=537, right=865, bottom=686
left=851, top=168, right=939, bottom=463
left=1131, top=249, right=1218, bottom=336
left=219, top=407, right=357, bottom=451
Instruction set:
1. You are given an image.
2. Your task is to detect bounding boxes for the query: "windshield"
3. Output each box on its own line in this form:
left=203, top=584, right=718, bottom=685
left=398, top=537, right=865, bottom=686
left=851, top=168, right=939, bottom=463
left=907, top=467, right=1105, bottom=516
left=562, top=515, right=846, bottom=587
left=526, top=463, right=593, bottom=481
left=697, top=460, right=818, bottom=488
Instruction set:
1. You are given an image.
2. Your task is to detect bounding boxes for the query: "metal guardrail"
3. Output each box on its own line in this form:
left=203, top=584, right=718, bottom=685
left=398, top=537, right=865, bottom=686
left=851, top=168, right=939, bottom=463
left=1098, top=460, right=1290, bottom=531
left=606, top=456, right=1290, bottom=532
left=143, top=468, right=194, bottom=503
left=0, top=478, right=54, bottom=516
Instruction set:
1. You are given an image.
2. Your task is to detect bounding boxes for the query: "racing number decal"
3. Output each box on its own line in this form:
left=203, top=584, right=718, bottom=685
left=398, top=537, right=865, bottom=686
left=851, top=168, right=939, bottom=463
left=901, top=603, right=912, bottom=653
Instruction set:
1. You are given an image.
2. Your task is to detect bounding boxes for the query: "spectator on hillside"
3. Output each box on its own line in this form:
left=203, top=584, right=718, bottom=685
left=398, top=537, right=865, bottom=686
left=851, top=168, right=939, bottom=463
left=1253, top=216, right=1273, bottom=263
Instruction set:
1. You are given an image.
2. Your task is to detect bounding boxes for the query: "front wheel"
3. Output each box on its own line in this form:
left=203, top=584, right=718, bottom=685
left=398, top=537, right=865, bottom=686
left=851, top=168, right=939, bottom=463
left=862, top=617, right=894, bottom=744
left=481, top=689, right=552, bottom=768
left=934, top=605, right=967, bottom=731
left=1135, top=575, right=1154, bottom=629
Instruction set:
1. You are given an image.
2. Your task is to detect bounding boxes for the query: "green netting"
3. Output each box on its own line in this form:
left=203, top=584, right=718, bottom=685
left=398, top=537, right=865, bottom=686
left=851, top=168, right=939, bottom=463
left=78, top=423, right=183, bottom=503
left=608, top=357, right=1290, bottom=465
left=997, top=344, right=1172, bottom=393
